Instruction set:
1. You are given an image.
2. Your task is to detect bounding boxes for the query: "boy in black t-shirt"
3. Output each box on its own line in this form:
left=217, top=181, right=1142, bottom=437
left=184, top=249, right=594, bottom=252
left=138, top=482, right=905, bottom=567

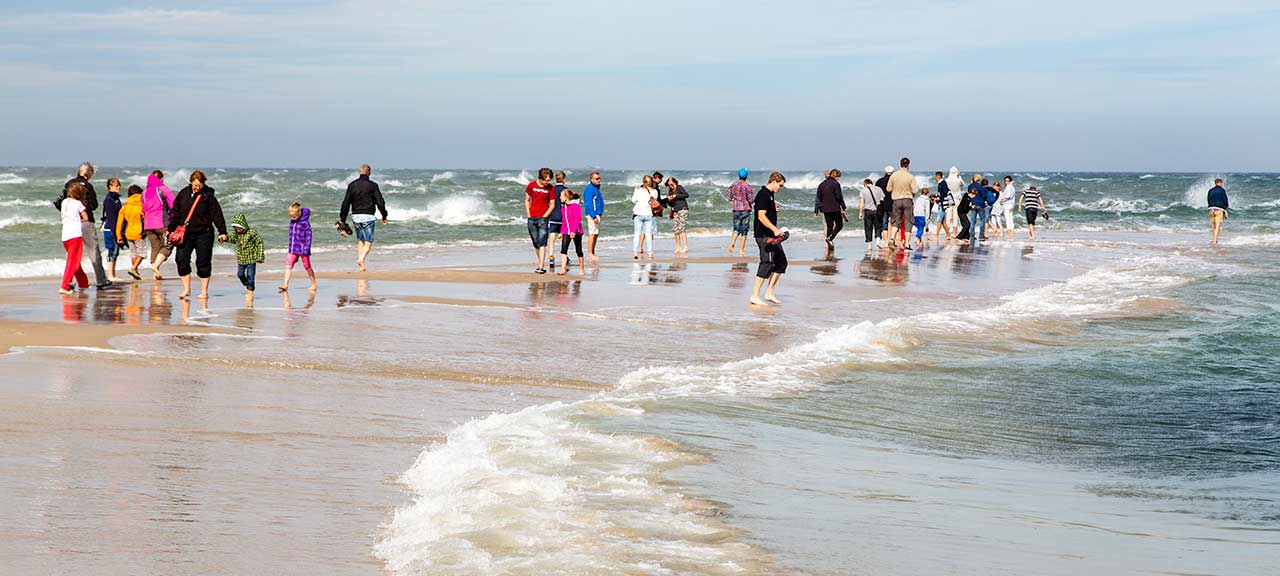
left=750, top=172, right=788, bottom=306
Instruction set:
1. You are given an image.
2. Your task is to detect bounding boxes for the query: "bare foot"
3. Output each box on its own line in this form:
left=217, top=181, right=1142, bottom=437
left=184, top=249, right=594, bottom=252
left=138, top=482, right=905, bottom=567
left=749, top=296, right=769, bottom=306
left=178, top=291, right=190, bottom=300
left=196, top=293, right=208, bottom=300
left=356, top=260, right=366, bottom=272
left=277, top=285, right=288, bottom=292
left=308, top=284, right=317, bottom=293
left=765, top=295, right=783, bottom=305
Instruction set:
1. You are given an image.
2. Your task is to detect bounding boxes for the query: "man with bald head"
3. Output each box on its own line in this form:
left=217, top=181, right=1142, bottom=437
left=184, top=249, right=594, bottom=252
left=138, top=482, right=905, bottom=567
left=340, top=164, right=388, bottom=271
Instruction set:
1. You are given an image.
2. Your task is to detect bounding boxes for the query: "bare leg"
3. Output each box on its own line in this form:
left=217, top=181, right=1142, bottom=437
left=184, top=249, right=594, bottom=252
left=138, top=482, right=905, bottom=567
left=749, top=276, right=768, bottom=306
left=307, top=268, right=317, bottom=292
left=179, top=275, right=191, bottom=299
left=356, top=241, right=372, bottom=271
left=279, top=264, right=293, bottom=291
left=197, top=277, right=210, bottom=300
left=764, top=273, right=782, bottom=304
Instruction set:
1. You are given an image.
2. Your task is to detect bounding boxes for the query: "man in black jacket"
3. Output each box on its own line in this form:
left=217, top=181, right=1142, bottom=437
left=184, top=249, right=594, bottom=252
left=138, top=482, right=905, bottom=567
left=814, top=169, right=846, bottom=247
left=340, top=164, right=388, bottom=272
left=53, top=162, right=110, bottom=289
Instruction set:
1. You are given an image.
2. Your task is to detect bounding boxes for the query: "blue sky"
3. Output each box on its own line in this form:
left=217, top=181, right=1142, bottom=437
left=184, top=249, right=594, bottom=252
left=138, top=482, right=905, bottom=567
left=2, top=1, right=1278, bottom=170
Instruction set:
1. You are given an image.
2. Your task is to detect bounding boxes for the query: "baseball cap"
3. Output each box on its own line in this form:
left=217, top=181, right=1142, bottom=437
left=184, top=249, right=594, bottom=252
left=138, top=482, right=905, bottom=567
left=738, top=168, right=749, bottom=179
left=884, top=165, right=894, bottom=174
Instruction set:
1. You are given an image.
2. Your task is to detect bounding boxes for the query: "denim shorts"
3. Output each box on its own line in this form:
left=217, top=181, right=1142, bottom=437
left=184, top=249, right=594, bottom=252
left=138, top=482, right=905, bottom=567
left=354, top=219, right=376, bottom=243
left=527, top=217, right=550, bottom=248
left=732, top=210, right=751, bottom=235
left=102, top=230, right=119, bottom=262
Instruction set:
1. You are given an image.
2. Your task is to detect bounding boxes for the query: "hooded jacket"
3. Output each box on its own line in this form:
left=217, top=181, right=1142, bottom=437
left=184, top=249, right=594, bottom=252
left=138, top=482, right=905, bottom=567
left=945, top=168, right=964, bottom=205
left=142, top=174, right=175, bottom=232
left=288, top=206, right=313, bottom=255
left=229, top=213, right=265, bottom=265
left=102, top=191, right=122, bottom=233
left=168, top=185, right=228, bottom=238
left=116, top=193, right=145, bottom=242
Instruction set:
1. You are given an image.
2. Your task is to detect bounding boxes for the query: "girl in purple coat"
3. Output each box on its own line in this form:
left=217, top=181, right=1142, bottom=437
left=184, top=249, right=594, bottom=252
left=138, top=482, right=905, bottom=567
left=278, top=201, right=317, bottom=292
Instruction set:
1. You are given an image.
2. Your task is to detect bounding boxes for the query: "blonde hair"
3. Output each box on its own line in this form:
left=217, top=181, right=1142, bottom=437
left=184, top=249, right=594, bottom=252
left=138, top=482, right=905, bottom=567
left=642, top=175, right=654, bottom=189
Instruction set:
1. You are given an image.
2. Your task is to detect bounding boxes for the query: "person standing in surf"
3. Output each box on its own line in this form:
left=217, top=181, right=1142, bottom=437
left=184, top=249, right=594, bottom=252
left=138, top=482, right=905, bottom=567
left=524, top=168, right=555, bottom=273
left=887, top=157, right=916, bottom=248
left=1019, top=185, right=1047, bottom=241
left=340, top=164, right=388, bottom=272
left=749, top=172, right=788, bottom=306
left=582, top=171, right=604, bottom=263
left=857, top=178, right=884, bottom=248
left=956, top=184, right=974, bottom=244
left=967, top=174, right=989, bottom=243
left=944, top=167, right=964, bottom=233
left=875, top=166, right=894, bottom=247
left=814, top=169, right=846, bottom=248
left=58, top=181, right=91, bottom=294
left=630, top=175, right=659, bottom=261
left=727, top=169, right=753, bottom=257
left=1207, top=178, right=1229, bottom=244
left=278, top=201, right=317, bottom=293
left=1000, top=175, right=1018, bottom=239
left=665, top=177, right=691, bottom=255
left=933, top=171, right=955, bottom=244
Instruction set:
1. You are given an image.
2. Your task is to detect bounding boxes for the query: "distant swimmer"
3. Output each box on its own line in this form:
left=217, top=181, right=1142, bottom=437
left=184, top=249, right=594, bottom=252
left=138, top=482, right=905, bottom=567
left=1207, top=178, right=1229, bottom=244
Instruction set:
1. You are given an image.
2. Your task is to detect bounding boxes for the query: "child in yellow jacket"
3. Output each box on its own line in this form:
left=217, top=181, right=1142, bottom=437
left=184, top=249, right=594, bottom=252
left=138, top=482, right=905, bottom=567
left=115, top=185, right=146, bottom=280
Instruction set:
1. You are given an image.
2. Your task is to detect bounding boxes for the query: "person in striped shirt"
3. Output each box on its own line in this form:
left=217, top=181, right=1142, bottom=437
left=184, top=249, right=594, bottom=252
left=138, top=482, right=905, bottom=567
left=1019, top=185, right=1047, bottom=241
left=727, top=169, right=753, bottom=256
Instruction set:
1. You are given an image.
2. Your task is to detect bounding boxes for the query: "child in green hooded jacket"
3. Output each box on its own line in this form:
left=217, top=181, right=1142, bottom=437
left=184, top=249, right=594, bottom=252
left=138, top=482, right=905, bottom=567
left=227, top=213, right=264, bottom=294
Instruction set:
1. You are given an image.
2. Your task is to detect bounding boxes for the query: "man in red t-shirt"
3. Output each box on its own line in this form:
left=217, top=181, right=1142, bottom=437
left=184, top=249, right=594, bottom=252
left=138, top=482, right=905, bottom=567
left=524, top=167, right=555, bottom=273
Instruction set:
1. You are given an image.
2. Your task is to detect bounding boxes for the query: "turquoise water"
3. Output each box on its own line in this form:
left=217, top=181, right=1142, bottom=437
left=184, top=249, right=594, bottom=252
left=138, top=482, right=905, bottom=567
left=2, top=167, right=1277, bottom=277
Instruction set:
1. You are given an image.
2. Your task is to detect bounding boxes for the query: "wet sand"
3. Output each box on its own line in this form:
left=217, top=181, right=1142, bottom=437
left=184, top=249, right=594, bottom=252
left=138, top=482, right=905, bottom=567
left=0, top=233, right=1124, bottom=575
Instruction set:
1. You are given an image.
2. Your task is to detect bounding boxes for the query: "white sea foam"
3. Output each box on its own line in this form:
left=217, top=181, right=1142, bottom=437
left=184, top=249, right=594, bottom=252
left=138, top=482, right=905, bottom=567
left=0, top=173, right=29, bottom=185
left=378, top=256, right=1197, bottom=575
left=1181, top=175, right=1219, bottom=209
left=0, top=215, right=55, bottom=229
left=1022, top=173, right=1050, bottom=181
left=1139, top=174, right=1157, bottom=179
left=0, top=258, right=67, bottom=278
left=0, top=198, right=49, bottom=208
left=419, top=194, right=499, bottom=226
left=248, top=173, right=274, bottom=185
left=233, top=191, right=270, bottom=206
left=321, top=173, right=361, bottom=191
left=430, top=171, right=456, bottom=183
left=1224, top=233, right=1280, bottom=246
left=494, top=170, right=533, bottom=186
left=384, top=179, right=406, bottom=187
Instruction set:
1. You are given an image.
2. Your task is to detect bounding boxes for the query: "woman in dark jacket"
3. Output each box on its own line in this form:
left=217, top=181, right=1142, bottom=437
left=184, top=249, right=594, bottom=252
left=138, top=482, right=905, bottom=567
left=168, top=170, right=228, bottom=300
left=665, top=177, right=691, bottom=255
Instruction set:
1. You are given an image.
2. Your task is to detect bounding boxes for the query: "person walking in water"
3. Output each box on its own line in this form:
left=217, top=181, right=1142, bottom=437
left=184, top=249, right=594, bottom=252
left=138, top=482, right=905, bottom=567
left=142, top=170, right=175, bottom=280
left=749, top=172, right=788, bottom=306
left=857, top=178, right=884, bottom=248
left=875, top=166, right=894, bottom=247
left=945, top=167, right=964, bottom=233
left=548, top=171, right=568, bottom=269
left=1019, top=185, right=1047, bottom=241
left=524, top=167, right=555, bottom=273
left=101, top=178, right=123, bottom=282
left=999, top=175, right=1018, bottom=239
left=558, top=189, right=586, bottom=275
left=887, top=157, right=916, bottom=248
left=115, top=184, right=147, bottom=280
left=170, top=170, right=228, bottom=300
left=278, top=201, right=317, bottom=293
left=582, top=171, right=604, bottom=263
left=58, top=181, right=91, bottom=294
left=815, top=169, right=846, bottom=248
left=227, top=212, right=264, bottom=302
left=727, top=169, right=753, bottom=257
left=340, top=164, right=389, bottom=272
left=1207, top=178, right=1230, bottom=244
left=54, top=162, right=111, bottom=289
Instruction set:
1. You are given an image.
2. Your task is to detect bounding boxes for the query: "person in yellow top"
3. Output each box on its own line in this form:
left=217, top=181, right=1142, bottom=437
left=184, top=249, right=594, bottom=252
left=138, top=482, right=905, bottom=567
left=115, top=184, right=147, bottom=280
left=886, top=157, right=916, bottom=247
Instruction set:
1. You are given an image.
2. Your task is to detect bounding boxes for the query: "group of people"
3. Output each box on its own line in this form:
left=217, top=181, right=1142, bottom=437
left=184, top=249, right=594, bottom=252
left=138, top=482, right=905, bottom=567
left=55, top=161, right=1235, bottom=307
left=55, top=163, right=389, bottom=301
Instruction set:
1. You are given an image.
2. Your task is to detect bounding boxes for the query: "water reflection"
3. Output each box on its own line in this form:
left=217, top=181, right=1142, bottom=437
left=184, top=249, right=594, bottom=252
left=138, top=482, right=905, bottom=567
left=855, top=250, right=908, bottom=285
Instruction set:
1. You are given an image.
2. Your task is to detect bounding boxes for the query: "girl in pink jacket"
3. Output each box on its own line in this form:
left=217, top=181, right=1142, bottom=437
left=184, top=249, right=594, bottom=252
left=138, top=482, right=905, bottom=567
left=141, top=171, right=176, bottom=279
left=558, top=189, right=584, bottom=276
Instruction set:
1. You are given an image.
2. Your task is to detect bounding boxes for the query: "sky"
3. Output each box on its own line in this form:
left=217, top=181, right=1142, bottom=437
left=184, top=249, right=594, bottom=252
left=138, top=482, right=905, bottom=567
left=1, top=0, right=1278, bottom=171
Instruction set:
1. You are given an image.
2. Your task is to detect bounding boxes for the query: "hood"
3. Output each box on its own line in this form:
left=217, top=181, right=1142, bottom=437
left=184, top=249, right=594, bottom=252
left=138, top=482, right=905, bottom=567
left=124, top=193, right=142, bottom=206
left=949, top=166, right=961, bottom=179
left=298, top=207, right=311, bottom=220
left=232, top=212, right=250, bottom=231
left=146, top=174, right=165, bottom=191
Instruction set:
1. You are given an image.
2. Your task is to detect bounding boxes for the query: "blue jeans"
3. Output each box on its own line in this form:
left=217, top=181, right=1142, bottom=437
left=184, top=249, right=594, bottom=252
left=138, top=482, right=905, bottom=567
left=353, top=219, right=375, bottom=243
left=237, top=263, right=257, bottom=292
left=527, top=217, right=549, bottom=248
left=102, top=230, right=119, bottom=262
left=633, top=214, right=654, bottom=254
left=972, top=206, right=991, bottom=241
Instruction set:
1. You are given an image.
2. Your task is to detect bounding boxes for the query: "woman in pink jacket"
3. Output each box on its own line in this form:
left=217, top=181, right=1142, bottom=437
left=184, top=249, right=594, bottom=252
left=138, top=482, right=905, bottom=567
left=141, top=170, right=175, bottom=279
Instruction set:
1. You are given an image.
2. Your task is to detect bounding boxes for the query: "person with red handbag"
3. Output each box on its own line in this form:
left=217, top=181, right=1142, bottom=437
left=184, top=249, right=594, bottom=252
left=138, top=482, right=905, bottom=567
left=167, top=170, right=228, bottom=300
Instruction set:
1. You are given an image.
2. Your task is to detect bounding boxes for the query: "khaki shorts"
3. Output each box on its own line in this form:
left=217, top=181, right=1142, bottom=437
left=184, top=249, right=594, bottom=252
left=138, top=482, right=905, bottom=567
left=586, top=216, right=600, bottom=236
left=1209, top=207, right=1227, bottom=225
left=127, top=239, right=147, bottom=259
left=144, top=229, right=172, bottom=260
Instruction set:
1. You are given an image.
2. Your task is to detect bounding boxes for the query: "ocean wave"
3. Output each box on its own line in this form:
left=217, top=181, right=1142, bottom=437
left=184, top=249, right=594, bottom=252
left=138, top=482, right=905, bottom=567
left=494, top=170, right=533, bottom=186
left=431, top=171, right=456, bottom=183
left=320, top=173, right=361, bottom=191
left=1140, top=174, right=1157, bottom=179
left=0, top=215, right=56, bottom=229
left=0, top=258, right=70, bottom=278
left=384, top=179, right=406, bottom=187
left=377, top=256, right=1195, bottom=575
left=1224, top=233, right=1280, bottom=246
left=392, top=196, right=522, bottom=226
left=0, top=198, right=50, bottom=208
left=0, top=173, right=29, bottom=185
left=1022, top=173, right=1050, bottom=181
left=248, top=173, right=274, bottom=185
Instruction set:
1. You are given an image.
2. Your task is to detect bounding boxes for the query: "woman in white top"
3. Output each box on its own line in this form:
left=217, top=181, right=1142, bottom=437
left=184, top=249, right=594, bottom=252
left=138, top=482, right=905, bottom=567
left=999, top=175, right=1017, bottom=239
left=631, top=174, right=659, bottom=260
left=59, top=181, right=91, bottom=293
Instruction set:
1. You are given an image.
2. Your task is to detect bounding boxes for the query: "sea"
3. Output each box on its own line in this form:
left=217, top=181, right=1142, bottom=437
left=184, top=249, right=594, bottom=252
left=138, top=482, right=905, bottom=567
left=2, top=167, right=1277, bottom=574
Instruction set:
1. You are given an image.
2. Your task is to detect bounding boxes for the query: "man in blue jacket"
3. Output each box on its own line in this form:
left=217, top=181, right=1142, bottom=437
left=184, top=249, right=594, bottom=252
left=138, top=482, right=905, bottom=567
left=1207, top=178, right=1229, bottom=244
left=582, top=171, right=605, bottom=262
left=967, top=174, right=989, bottom=243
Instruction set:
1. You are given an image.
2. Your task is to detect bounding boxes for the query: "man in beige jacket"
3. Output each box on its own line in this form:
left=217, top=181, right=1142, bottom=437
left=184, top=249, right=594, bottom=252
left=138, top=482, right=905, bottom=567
left=886, top=157, right=916, bottom=247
